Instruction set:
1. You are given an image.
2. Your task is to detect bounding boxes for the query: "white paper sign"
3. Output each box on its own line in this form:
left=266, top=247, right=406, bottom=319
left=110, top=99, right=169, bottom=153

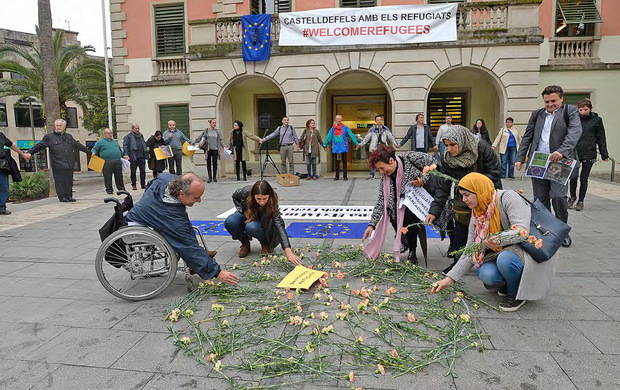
left=279, top=4, right=457, bottom=46
left=187, top=145, right=201, bottom=151
left=121, top=158, right=131, bottom=171
left=400, top=184, right=433, bottom=221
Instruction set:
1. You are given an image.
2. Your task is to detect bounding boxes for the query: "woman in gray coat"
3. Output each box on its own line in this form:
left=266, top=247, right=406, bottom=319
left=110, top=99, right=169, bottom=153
left=431, top=172, right=554, bottom=312
left=196, top=119, right=225, bottom=183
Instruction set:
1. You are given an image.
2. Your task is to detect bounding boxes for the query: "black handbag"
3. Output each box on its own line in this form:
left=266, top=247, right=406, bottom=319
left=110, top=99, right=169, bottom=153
left=512, top=193, right=571, bottom=263
left=0, top=158, right=10, bottom=173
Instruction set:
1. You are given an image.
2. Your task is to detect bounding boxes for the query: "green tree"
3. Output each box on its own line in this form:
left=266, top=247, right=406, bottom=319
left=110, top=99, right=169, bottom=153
left=0, top=30, right=107, bottom=116
left=83, top=96, right=117, bottom=138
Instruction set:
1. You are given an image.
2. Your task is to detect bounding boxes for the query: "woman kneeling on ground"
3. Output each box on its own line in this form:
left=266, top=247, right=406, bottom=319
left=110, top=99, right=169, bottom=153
left=224, top=180, right=302, bottom=265
left=431, top=172, right=555, bottom=312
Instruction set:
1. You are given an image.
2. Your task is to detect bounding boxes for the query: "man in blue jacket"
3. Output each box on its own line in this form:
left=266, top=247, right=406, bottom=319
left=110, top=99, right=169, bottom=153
left=126, top=172, right=239, bottom=288
left=163, top=120, right=191, bottom=176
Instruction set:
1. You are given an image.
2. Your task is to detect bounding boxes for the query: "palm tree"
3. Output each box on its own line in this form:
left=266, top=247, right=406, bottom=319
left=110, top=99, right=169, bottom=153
left=0, top=30, right=107, bottom=117
left=36, top=0, right=60, bottom=134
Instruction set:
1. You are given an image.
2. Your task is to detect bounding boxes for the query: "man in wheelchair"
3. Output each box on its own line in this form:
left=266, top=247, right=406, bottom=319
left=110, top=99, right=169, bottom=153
left=126, top=172, right=240, bottom=287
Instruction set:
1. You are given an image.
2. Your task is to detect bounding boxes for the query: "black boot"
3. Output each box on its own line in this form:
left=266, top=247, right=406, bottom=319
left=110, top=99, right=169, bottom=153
left=242, top=161, right=247, bottom=181
left=235, top=161, right=241, bottom=181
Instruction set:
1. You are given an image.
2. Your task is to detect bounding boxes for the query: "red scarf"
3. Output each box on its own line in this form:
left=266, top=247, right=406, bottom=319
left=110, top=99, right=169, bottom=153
left=334, top=123, right=344, bottom=137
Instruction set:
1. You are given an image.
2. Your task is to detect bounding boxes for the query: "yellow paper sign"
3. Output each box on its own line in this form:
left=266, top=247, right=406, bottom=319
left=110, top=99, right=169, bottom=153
left=182, top=141, right=195, bottom=157
left=277, top=265, right=326, bottom=290
left=154, top=145, right=172, bottom=160
left=87, top=155, right=105, bottom=172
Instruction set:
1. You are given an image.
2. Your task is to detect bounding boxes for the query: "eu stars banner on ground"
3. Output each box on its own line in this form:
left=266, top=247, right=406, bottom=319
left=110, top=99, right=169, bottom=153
left=241, top=14, right=272, bottom=61
left=278, top=4, right=457, bottom=46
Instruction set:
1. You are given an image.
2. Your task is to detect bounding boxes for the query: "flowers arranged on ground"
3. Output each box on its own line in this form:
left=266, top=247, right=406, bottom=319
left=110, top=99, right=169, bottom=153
left=165, top=245, right=490, bottom=389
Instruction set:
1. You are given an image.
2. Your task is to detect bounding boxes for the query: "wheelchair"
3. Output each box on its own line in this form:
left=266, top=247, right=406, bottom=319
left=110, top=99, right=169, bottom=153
left=95, top=191, right=207, bottom=301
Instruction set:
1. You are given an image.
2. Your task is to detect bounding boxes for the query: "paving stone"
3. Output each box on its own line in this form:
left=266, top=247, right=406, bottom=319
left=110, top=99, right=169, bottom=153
left=570, top=320, right=620, bottom=354
left=599, top=277, right=620, bottom=294
left=28, top=327, right=146, bottom=367
left=0, top=261, right=34, bottom=276
left=452, top=350, right=576, bottom=389
left=49, top=279, right=124, bottom=302
left=41, top=300, right=137, bottom=329
left=0, top=297, right=74, bottom=323
left=112, top=303, right=171, bottom=333
left=143, top=373, right=252, bottom=389
left=0, top=321, right=68, bottom=360
left=0, top=277, right=77, bottom=299
left=17, top=263, right=98, bottom=280
left=551, top=276, right=620, bottom=296
left=479, top=319, right=599, bottom=353
left=551, top=352, right=620, bottom=390
left=585, top=296, right=620, bottom=321
left=515, top=295, right=610, bottom=321
left=112, top=332, right=195, bottom=374
left=30, top=365, right=154, bottom=390
left=0, top=359, right=59, bottom=389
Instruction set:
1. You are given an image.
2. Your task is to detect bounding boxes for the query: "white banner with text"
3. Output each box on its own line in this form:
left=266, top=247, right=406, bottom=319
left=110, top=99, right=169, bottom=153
left=278, top=4, right=457, bottom=46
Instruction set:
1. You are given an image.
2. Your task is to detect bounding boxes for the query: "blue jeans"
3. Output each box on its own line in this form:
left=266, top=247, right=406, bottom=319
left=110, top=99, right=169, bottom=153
left=500, top=146, right=517, bottom=178
left=476, top=250, right=524, bottom=298
left=306, top=155, right=317, bottom=178
left=0, top=172, right=9, bottom=211
left=224, top=211, right=266, bottom=243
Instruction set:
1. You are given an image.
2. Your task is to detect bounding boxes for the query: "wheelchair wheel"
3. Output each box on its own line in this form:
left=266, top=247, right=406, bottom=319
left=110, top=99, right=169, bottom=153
left=95, top=226, right=178, bottom=301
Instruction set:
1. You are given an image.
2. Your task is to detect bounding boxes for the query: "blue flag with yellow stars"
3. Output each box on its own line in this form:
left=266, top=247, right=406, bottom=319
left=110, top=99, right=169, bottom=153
left=241, top=14, right=271, bottom=62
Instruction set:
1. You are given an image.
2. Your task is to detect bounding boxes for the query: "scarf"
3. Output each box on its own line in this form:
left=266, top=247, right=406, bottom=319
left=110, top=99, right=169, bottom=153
left=232, top=129, right=244, bottom=148
left=364, top=157, right=405, bottom=262
left=334, top=123, right=344, bottom=137
left=458, top=173, right=502, bottom=265
left=442, top=125, right=479, bottom=169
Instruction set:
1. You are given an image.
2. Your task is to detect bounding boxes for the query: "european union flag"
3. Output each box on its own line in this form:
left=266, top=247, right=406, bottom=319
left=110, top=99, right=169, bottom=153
left=241, top=14, right=271, bottom=62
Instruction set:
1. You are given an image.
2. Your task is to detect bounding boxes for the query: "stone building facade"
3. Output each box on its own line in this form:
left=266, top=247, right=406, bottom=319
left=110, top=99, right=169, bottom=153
left=110, top=0, right=619, bottom=177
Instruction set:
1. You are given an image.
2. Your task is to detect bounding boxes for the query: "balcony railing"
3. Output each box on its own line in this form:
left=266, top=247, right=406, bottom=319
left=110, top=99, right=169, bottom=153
left=552, top=36, right=596, bottom=61
left=155, top=57, right=187, bottom=75
left=212, top=3, right=508, bottom=44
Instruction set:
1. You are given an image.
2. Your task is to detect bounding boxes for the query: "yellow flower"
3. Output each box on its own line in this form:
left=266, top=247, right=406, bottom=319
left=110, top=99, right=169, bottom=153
left=206, top=353, right=217, bottom=362
left=232, top=263, right=239, bottom=270
left=348, top=371, right=356, bottom=383
left=453, top=297, right=461, bottom=303
left=390, top=349, right=400, bottom=359
left=221, top=320, right=229, bottom=327
left=319, top=312, right=329, bottom=320
left=238, top=306, right=246, bottom=314
left=211, top=304, right=224, bottom=313
left=179, top=336, right=191, bottom=345
left=336, top=312, right=347, bottom=320
left=214, top=360, right=223, bottom=371
left=374, top=327, right=381, bottom=334
left=376, top=364, right=385, bottom=375
left=456, top=291, right=464, bottom=298
left=356, top=336, right=364, bottom=344
left=305, top=342, right=315, bottom=353
left=184, top=309, right=194, bottom=317
left=321, top=325, right=334, bottom=334
left=460, top=313, right=471, bottom=322
left=313, top=293, right=322, bottom=300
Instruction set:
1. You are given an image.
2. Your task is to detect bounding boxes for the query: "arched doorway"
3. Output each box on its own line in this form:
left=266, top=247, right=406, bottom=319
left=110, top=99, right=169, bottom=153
left=427, top=67, right=506, bottom=140
left=217, top=75, right=286, bottom=175
left=318, top=71, right=392, bottom=173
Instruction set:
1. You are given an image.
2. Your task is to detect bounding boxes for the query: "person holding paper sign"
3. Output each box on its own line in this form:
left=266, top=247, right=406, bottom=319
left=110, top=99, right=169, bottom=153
left=146, top=131, right=167, bottom=178
left=224, top=180, right=302, bottom=265
left=362, top=145, right=438, bottom=264
left=515, top=85, right=582, bottom=247
left=91, top=128, right=127, bottom=194
left=163, top=120, right=191, bottom=176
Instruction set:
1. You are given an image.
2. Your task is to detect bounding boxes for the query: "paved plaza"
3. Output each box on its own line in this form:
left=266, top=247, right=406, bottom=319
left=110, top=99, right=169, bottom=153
left=0, top=172, right=619, bottom=390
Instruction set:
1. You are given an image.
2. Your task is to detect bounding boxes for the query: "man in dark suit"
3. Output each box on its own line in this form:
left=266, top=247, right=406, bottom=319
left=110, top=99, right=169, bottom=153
left=399, top=113, right=435, bottom=152
left=515, top=85, right=582, bottom=247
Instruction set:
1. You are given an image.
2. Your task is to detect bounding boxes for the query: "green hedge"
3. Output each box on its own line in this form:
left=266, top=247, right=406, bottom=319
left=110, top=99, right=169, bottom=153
left=9, top=172, right=50, bottom=201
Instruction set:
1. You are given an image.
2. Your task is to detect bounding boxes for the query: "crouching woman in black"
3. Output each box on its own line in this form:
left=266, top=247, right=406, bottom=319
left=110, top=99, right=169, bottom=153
left=224, top=180, right=302, bottom=265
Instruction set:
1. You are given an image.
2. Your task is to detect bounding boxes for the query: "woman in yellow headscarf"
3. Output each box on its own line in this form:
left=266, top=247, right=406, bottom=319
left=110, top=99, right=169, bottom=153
left=431, top=173, right=556, bottom=312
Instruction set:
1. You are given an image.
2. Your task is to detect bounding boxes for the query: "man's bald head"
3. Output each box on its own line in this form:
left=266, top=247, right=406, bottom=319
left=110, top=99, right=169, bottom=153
left=169, top=173, right=205, bottom=207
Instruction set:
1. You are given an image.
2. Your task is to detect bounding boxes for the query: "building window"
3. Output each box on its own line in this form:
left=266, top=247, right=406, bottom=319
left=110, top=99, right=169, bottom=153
left=159, top=104, right=190, bottom=138
left=154, top=3, right=185, bottom=57
left=340, top=0, right=376, bottom=8
left=251, top=0, right=290, bottom=14
left=563, top=93, right=591, bottom=106
left=427, top=93, right=467, bottom=135
left=0, top=103, right=7, bottom=127
left=14, top=104, right=45, bottom=127
left=65, top=107, right=79, bottom=128
left=555, top=0, right=601, bottom=37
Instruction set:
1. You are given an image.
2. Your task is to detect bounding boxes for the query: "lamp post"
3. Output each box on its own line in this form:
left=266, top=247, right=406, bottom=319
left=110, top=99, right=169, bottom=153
left=26, top=97, right=37, bottom=172
left=101, top=0, right=113, bottom=130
